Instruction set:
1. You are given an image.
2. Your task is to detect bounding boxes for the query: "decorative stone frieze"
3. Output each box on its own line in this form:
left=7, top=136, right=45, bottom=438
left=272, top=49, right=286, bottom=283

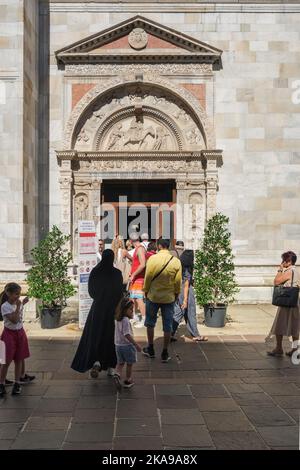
left=65, top=63, right=213, bottom=77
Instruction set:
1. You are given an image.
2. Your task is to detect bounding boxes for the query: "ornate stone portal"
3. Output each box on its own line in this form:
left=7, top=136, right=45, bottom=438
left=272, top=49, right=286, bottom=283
left=56, top=16, right=223, bottom=253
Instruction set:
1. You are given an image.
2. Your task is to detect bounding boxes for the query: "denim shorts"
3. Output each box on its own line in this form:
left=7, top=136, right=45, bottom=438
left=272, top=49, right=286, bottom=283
left=145, top=299, right=175, bottom=333
left=115, top=344, right=137, bottom=365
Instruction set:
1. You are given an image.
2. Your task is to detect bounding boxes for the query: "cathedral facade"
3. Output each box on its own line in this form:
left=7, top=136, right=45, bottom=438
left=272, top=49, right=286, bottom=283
left=1, top=0, right=300, bottom=303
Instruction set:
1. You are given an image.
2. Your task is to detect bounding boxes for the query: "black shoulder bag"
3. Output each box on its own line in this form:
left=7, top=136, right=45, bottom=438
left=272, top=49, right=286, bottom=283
left=272, top=270, right=299, bottom=308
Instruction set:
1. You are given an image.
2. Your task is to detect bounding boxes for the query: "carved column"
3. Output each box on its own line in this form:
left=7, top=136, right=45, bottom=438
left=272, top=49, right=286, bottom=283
left=59, top=160, right=73, bottom=247
left=203, top=150, right=223, bottom=222
left=91, top=178, right=102, bottom=237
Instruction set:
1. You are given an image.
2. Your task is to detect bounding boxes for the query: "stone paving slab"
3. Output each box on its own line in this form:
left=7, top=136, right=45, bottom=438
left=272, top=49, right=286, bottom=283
left=24, top=416, right=71, bottom=431
left=65, top=423, right=114, bottom=443
left=160, top=409, right=205, bottom=425
left=1, top=307, right=300, bottom=450
left=241, top=406, right=296, bottom=427
left=116, top=418, right=161, bottom=437
left=113, top=436, right=163, bottom=450
left=164, top=424, right=215, bottom=448
left=257, top=426, right=299, bottom=447
left=211, top=431, right=269, bottom=450
left=10, top=430, right=67, bottom=449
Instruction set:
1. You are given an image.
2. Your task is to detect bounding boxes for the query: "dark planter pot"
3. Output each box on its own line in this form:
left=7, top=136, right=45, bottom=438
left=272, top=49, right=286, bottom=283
left=204, top=304, right=227, bottom=328
left=40, top=307, right=62, bottom=329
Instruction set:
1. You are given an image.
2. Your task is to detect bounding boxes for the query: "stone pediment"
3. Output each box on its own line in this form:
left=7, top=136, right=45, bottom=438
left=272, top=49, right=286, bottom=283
left=55, top=15, right=222, bottom=67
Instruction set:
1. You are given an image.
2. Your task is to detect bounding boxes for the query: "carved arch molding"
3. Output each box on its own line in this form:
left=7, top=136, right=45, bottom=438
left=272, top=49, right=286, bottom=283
left=57, top=76, right=222, bottom=250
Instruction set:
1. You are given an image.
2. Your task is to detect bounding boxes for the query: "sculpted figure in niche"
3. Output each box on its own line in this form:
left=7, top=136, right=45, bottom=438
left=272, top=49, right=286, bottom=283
left=189, top=193, right=202, bottom=230
left=75, top=193, right=89, bottom=219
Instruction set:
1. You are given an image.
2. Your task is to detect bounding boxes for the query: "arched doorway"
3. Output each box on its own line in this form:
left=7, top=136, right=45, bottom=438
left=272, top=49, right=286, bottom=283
left=55, top=16, right=223, bottom=256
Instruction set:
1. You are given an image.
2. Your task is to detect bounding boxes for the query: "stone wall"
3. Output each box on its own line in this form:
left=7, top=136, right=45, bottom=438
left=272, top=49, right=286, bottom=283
left=1, top=2, right=299, bottom=303
left=48, top=2, right=300, bottom=302
left=0, top=0, right=24, bottom=273
left=23, top=0, right=39, bottom=261
left=0, top=0, right=39, bottom=301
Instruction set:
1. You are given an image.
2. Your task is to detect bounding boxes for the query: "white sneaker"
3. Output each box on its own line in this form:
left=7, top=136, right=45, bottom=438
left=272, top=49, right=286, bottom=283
left=134, top=320, right=145, bottom=329
left=107, top=368, right=115, bottom=376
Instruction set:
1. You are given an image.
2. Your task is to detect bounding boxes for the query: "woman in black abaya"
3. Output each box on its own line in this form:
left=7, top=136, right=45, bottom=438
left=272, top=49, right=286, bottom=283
left=71, top=249, right=123, bottom=374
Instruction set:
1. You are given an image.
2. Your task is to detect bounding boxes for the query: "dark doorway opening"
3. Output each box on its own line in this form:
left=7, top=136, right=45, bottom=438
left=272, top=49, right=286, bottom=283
left=100, top=180, right=176, bottom=244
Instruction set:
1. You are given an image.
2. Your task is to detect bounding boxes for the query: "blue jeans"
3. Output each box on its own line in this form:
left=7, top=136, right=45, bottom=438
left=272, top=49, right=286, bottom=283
left=145, top=299, right=175, bottom=333
left=172, top=285, right=200, bottom=338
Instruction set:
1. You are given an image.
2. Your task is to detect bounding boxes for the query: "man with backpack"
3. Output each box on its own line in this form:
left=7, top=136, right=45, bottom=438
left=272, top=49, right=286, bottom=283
left=142, top=238, right=182, bottom=362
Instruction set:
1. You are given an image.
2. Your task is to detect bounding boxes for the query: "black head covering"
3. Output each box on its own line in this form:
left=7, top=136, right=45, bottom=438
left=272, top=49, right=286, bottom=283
left=97, top=249, right=114, bottom=272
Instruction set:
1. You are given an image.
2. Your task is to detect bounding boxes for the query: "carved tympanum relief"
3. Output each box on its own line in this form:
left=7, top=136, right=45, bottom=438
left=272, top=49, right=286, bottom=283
left=73, top=84, right=205, bottom=151
left=103, top=117, right=172, bottom=151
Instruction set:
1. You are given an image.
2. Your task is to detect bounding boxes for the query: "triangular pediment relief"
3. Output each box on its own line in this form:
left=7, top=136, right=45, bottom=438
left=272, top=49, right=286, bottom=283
left=56, top=15, right=222, bottom=66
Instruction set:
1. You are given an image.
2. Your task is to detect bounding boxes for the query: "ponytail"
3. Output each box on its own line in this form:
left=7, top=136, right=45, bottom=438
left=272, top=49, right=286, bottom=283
left=0, top=290, right=8, bottom=321
left=0, top=290, right=8, bottom=308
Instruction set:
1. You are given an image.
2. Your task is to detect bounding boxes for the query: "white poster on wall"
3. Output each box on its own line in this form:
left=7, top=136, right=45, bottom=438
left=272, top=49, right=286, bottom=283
left=78, top=220, right=97, bottom=329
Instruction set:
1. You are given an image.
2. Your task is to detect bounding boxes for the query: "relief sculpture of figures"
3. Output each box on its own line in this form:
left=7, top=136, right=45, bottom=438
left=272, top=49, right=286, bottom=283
left=104, top=118, right=175, bottom=151
left=174, top=107, right=190, bottom=122
left=77, top=128, right=89, bottom=143
left=122, top=119, right=155, bottom=150
left=187, top=128, right=204, bottom=147
left=107, top=123, right=124, bottom=150
left=152, top=126, right=169, bottom=150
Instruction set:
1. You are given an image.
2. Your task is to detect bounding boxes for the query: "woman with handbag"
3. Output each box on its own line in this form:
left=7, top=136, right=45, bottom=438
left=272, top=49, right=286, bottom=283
left=268, top=251, right=300, bottom=357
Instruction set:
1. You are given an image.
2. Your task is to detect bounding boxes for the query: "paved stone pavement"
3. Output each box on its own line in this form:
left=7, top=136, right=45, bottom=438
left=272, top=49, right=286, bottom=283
left=1, top=305, right=300, bottom=450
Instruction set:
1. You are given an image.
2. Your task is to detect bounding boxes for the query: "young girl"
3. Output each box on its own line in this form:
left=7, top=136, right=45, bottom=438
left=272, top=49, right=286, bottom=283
left=0, top=283, right=30, bottom=397
left=114, top=298, right=141, bottom=391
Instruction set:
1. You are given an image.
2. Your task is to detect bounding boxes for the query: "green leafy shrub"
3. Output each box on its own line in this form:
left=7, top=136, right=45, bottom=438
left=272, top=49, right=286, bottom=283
left=27, top=226, right=76, bottom=308
left=194, top=213, right=239, bottom=306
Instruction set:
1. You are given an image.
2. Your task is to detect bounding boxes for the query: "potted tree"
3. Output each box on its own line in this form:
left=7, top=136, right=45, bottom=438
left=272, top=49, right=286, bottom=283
left=194, top=213, right=239, bottom=328
left=27, top=226, right=76, bottom=329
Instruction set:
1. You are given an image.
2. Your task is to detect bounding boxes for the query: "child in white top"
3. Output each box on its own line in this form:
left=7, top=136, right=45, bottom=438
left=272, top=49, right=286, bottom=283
left=0, top=283, right=30, bottom=397
left=114, top=298, right=141, bottom=390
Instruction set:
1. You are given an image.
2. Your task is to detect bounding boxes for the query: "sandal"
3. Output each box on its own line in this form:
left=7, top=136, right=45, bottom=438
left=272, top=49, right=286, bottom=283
left=193, top=336, right=208, bottom=342
left=267, top=350, right=283, bottom=357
